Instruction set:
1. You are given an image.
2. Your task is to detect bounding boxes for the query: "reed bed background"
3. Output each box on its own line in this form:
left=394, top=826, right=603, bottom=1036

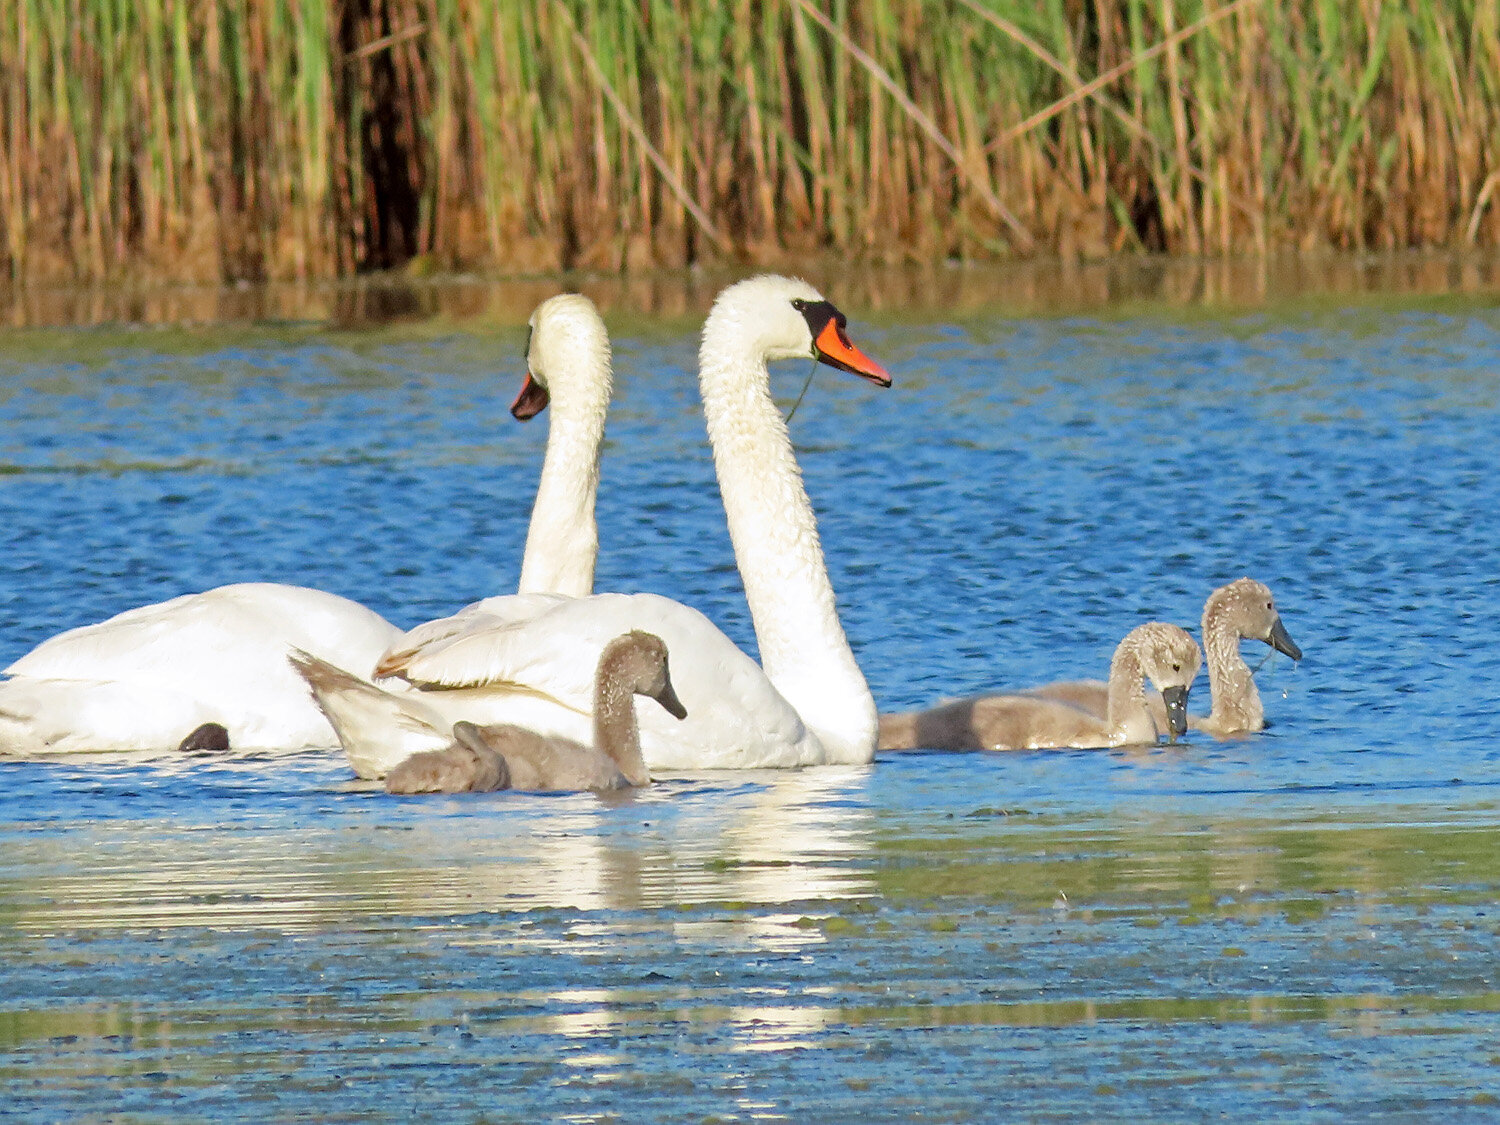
left=2, top=0, right=1497, bottom=284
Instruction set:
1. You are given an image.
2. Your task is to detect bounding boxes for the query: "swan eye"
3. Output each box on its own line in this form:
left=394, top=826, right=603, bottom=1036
left=790, top=298, right=808, bottom=311
left=1171, top=662, right=1180, bottom=672
left=1266, top=601, right=1273, bottom=610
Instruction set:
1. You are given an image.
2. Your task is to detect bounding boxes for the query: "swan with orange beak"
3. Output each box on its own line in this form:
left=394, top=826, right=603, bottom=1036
left=298, top=274, right=895, bottom=774
left=794, top=298, right=892, bottom=387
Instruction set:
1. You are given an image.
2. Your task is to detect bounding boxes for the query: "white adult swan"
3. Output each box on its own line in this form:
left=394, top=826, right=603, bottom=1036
left=877, top=622, right=1202, bottom=751
left=0, top=293, right=612, bottom=755
left=508, top=293, right=612, bottom=600
left=296, top=274, right=891, bottom=776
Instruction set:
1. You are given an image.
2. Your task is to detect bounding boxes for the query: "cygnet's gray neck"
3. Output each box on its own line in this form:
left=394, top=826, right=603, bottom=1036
left=592, top=654, right=648, bottom=786
left=1105, top=640, right=1156, bottom=745
left=1203, top=607, right=1263, bottom=729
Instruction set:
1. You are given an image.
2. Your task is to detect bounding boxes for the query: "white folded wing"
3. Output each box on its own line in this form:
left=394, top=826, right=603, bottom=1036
left=342, top=592, right=821, bottom=775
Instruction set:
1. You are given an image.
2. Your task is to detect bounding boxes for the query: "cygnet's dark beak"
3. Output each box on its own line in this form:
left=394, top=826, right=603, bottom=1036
left=1160, top=685, right=1190, bottom=741
left=655, top=679, right=688, bottom=721
left=1268, top=617, right=1302, bottom=662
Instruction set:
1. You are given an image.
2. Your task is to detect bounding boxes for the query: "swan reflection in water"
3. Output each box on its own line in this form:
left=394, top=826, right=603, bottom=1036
left=6, top=762, right=877, bottom=944
left=400, top=764, right=878, bottom=923
left=491, top=764, right=875, bottom=1055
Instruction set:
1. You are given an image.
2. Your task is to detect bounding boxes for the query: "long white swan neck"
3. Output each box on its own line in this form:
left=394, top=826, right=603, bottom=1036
left=1202, top=597, right=1263, bottom=729
left=1104, top=638, right=1153, bottom=744
left=593, top=647, right=647, bottom=786
left=516, top=321, right=611, bottom=599
left=517, top=408, right=602, bottom=598
left=697, top=319, right=876, bottom=764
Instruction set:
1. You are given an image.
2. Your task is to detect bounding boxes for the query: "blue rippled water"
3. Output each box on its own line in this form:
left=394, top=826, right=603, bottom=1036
left=1, top=288, right=1498, bottom=1120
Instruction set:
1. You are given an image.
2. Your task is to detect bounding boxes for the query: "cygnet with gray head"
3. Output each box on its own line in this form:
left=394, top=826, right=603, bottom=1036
left=1027, top=578, right=1300, bottom=737
left=878, top=622, right=1201, bottom=752
left=384, top=631, right=686, bottom=794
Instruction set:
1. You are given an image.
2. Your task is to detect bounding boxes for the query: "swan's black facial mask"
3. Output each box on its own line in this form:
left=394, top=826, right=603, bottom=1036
left=792, top=299, right=891, bottom=387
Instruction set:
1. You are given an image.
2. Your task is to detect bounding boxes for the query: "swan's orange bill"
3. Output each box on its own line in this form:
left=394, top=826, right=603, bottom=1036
left=814, top=320, right=891, bottom=387
left=510, top=372, right=550, bottom=421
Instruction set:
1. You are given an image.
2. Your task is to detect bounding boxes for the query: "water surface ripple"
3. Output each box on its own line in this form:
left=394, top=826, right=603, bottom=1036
left=2, top=298, right=1498, bottom=1120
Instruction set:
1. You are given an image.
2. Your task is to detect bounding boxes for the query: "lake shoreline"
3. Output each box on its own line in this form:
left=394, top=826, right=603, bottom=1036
left=4, top=249, right=1500, bottom=333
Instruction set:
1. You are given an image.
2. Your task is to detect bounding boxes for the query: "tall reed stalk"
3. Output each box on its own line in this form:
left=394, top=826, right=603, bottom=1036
left=1, top=0, right=1496, bottom=283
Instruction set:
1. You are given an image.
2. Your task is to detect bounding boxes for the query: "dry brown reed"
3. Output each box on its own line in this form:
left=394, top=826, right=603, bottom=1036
left=1, top=0, right=1497, bottom=284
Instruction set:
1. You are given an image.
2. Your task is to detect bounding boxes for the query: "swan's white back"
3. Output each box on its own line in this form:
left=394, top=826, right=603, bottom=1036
left=395, top=592, right=818, bottom=768
left=0, top=583, right=400, bottom=753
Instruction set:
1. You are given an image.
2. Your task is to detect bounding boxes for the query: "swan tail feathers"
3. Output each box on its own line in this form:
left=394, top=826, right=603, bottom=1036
left=289, top=648, right=367, bottom=699
left=0, top=690, right=43, bottom=756
left=0, top=679, right=122, bottom=755
left=288, top=649, right=448, bottom=779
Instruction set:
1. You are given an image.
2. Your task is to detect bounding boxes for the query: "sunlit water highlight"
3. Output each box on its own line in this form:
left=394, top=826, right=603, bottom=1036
left=2, top=281, right=1499, bottom=1119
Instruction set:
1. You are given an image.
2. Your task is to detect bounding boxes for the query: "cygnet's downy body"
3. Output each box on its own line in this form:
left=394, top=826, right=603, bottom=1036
left=878, top=622, right=1201, bottom=752
left=383, top=631, right=686, bottom=794
left=1028, top=578, right=1301, bottom=737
